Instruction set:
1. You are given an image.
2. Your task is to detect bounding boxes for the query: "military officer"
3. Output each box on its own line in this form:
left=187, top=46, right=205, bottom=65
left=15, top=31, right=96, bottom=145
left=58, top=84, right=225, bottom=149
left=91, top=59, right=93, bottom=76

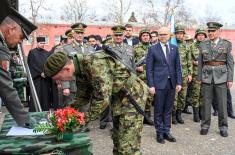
left=173, top=25, right=193, bottom=124
left=198, top=22, right=234, bottom=137
left=43, top=25, right=149, bottom=154
left=65, top=29, right=73, bottom=44
left=134, top=28, right=154, bottom=125
left=59, top=23, right=94, bottom=110
left=0, top=5, right=37, bottom=127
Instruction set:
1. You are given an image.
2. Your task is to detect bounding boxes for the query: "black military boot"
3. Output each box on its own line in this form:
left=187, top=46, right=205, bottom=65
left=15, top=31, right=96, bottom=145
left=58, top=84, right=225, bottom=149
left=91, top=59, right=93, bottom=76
left=213, top=110, right=218, bottom=116
left=182, top=105, right=192, bottom=114
left=172, top=111, right=178, bottom=125
left=176, top=110, right=184, bottom=124
left=143, top=111, right=154, bottom=125
left=193, top=107, right=200, bottom=122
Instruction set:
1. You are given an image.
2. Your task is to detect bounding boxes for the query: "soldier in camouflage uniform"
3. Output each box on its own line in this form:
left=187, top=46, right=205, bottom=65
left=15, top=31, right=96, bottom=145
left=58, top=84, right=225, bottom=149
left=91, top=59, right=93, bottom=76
left=44, top=26, right=149, bottom=155
left=134, top=28, right=154, bottom=125
left=173, top=25, right=193, bottom=124
left=191, top=28, right=207, bottom=122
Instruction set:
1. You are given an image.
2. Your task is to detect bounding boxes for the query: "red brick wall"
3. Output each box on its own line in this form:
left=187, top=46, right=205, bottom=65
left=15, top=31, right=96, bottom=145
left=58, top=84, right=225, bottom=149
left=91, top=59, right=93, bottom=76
left=23, top=24, right=235, bottom=56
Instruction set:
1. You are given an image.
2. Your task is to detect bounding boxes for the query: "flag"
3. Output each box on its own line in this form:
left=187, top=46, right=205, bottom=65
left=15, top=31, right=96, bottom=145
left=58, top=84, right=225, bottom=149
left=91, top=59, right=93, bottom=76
left=167, top=15, right=177, bottom=46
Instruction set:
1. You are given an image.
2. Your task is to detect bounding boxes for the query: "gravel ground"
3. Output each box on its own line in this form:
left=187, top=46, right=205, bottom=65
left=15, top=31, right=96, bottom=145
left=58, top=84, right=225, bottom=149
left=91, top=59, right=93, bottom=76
left=0, top=86, right=235, bottom=155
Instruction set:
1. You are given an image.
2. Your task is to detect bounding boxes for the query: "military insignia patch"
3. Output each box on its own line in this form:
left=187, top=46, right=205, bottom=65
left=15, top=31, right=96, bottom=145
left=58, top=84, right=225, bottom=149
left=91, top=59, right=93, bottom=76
left=1, top=60, right=9, bottom=71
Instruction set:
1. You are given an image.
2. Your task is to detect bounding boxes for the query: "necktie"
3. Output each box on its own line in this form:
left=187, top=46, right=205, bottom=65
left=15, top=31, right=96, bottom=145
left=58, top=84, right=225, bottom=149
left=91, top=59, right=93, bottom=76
left=165, top=44, right=170, bottom=63
left=211, top=41, right=216, bottom=49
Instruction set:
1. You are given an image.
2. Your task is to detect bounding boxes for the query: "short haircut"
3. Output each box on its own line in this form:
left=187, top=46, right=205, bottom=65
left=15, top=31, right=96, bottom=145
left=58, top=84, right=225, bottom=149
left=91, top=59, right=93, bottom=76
left=150, top=31, right=158, bottom=36
left=125, top=23, right=133, bottom=28
left=95, top=35, right=102, bottom=42
left=88, top=35, right=97, bottom=40
left=0, top=17, right=16, bottom=26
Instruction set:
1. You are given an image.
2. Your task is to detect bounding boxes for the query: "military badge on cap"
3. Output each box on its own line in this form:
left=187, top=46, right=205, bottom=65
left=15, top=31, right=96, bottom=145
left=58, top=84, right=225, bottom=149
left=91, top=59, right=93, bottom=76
left=207, top=22, right=223, bottom=30
left=71, top=22, right=87, bottom=33
left=111, top=25, right=126, bottom=35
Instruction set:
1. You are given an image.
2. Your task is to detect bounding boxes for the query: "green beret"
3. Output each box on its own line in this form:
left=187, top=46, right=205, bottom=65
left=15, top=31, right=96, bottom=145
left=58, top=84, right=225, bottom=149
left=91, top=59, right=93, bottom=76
left=175, top=25, right=185, bottom=34
left=139, top=28, right=150, bottom=38
left=71, top=22, right=87, bottom=33
left=207, top=22, right=223, bottom=30
left=43, top=51, right=69, bottom=77
left=111, top=25, right=126, bottom=35
left=65, top=29, right=73, bottom=38
left=195, top=28, right=207, bottom=38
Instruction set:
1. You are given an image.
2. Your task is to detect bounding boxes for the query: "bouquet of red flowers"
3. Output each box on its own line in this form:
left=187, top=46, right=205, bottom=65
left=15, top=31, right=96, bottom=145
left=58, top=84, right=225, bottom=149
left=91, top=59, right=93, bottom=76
left=34, top=107, right=85, bottom=138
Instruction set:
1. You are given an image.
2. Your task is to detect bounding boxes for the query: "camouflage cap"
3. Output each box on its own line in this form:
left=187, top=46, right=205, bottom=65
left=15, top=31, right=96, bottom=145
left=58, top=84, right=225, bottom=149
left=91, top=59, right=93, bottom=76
left=184, top=34, right=193, bottom=41
left=207, top=22, right=223, bottom=30
left=139, top=28, right=151, bottom=38
left=71, top=22, right=87, bottom=33
left=175, top=25, right=185, bottom=34
left=111, top=25, right=126, bottom=35
left=65, top=29, right=73, bottom=38
left=195, top=28, right=207, bottom=38
left=43, top=51, right=69, bottom=77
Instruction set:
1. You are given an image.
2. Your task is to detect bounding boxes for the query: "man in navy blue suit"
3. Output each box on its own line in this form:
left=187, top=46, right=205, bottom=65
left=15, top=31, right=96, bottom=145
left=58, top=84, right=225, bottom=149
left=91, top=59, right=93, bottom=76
left=146, top=27, right=182, bottom=144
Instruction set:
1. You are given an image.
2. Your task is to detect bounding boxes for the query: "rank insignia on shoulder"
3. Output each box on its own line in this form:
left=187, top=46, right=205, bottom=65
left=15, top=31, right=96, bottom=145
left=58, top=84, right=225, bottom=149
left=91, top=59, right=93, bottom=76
left=1, top=60, right=9, bottom=71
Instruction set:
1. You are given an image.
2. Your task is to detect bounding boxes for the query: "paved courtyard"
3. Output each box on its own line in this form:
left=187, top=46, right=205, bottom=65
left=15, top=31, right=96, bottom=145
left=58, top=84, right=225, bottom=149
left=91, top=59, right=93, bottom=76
left=0, top=85, right=235, bottom=155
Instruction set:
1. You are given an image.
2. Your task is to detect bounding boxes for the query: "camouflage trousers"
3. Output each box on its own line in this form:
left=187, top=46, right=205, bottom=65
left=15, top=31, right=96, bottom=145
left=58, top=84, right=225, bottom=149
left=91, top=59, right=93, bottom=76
left=112, top=112, right=144, bottom=155
left=145, top=95, right=153, bottom=112
left=174, top=76, right=188, bottom=111
left=191, top=76, right=201, bottom=108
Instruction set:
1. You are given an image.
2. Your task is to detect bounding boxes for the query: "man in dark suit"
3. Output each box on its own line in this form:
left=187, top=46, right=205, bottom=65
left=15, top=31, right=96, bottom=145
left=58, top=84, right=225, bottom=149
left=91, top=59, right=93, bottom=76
left=146, top=27, right=182, bottom=144
left=123, top=24, right=139, bottom=46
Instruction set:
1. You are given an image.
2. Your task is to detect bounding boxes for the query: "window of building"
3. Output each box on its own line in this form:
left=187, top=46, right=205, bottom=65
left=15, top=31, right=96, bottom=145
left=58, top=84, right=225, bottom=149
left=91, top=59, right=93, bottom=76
left=40, top=35, right=49, bottom=45
left=54, top=35, right=61, bottom=45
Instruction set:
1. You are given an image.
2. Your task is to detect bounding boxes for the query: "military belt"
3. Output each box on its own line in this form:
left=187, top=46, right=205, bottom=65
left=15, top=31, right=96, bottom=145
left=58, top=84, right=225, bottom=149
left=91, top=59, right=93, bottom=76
left=204, top=61, right=226, bottom=66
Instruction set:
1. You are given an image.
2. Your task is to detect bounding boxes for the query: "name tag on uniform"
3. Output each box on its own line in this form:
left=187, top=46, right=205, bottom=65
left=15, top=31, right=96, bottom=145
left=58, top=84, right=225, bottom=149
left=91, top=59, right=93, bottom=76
left=1, top=60, right=9, bottom=71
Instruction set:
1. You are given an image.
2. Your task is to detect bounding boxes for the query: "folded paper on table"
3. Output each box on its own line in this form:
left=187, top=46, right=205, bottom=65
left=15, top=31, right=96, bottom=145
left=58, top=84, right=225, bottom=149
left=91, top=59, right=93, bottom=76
left=6, top=126, right=44, bottom=136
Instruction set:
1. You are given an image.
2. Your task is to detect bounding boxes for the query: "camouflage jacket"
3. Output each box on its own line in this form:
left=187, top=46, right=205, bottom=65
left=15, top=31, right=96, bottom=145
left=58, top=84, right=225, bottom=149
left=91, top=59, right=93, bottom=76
left=76, top=50, right=149, bottom=119
left=191, top=41, right=201, bottom=76
left=134, top=42, right=150, bottom=80
left=177, top=41, right=193, bottom=77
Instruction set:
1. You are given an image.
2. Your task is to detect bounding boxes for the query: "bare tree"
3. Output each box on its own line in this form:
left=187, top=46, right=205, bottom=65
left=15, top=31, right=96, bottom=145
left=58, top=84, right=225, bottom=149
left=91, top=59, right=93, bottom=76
left=140, top=0, right=195, bottom=27
left=104, top=0, right=132, bottom=25
left=198, top=5, right=222, bottom=25
left=62, top=0, right=88, bottom=23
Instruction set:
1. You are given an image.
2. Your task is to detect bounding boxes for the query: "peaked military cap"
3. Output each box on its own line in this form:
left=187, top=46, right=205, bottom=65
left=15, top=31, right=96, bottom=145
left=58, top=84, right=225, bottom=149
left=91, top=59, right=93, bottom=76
left=195, top=28, right=207, bottom=38
left=44, top=51, right=69, bottom=77
left=111, top=25, right=126, bottom=35
left=207, top=22, right=223, bottom=30
left=71, top=22, right=87, bottom=33
left=0, top=0, right=11, bottom=23
left=36, top=36, right=46, bottom=43
left=8, top=7, right=37, bottom=39
left=139, top=28, right=150, bottom=38
left=175, top=25, right=185, bottom=34
left=65, top=29, right=73, bottom=37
